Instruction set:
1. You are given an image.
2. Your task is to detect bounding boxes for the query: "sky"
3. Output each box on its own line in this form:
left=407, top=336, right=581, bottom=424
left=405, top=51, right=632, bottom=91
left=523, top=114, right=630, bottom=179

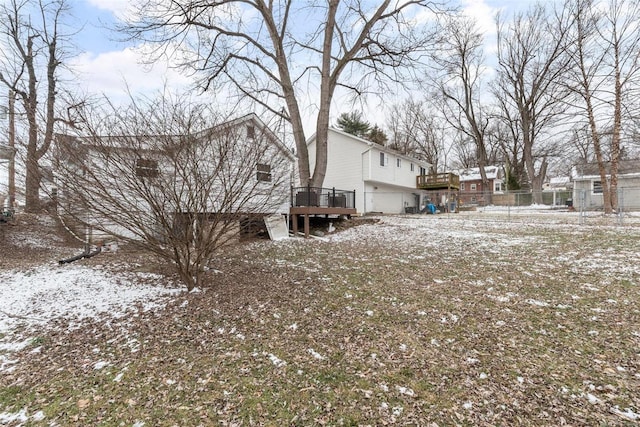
left=63, top=0, right=538, bottom=117
left=0, top=0, right=539, bottom=197
left=0, top=0, right=542, bottom=130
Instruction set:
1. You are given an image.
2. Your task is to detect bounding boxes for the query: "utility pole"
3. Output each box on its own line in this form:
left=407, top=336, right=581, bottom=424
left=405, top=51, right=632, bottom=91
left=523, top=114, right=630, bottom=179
left=8, top=90, right=15, bottom=208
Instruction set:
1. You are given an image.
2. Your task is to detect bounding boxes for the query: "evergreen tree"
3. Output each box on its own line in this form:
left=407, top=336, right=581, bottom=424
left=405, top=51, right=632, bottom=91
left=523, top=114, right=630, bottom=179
left=367, top=125, right=388, bottom=145
left=336, top=111, right=371, bottom=138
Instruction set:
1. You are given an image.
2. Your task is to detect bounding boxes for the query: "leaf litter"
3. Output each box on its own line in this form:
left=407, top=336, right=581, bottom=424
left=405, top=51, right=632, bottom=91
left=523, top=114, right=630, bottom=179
left=0, top=212, right=639, bottom=425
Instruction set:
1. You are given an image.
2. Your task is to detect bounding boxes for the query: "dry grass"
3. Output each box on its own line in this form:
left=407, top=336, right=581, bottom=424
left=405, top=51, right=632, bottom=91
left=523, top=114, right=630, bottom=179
left=1, top=213, right=639, bottom=426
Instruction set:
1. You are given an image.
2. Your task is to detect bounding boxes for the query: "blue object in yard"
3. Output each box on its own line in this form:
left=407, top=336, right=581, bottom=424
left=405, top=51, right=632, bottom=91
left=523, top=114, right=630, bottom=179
left=449, top=201, right=457, bottom=212
left=427, top=202, right=436, bottom=214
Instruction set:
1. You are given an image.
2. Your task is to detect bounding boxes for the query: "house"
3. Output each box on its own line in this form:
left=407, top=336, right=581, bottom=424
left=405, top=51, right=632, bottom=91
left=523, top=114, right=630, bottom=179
left=543, top=176, right=571, bottom=191
left=0, top=144, right=15, bottom=209
left=306, top=128, right=432, bottom=214
left=571, top=160, right=640, bottom=211
left=458, top=165, right=504, bottom=206
left=54, top=114, right=296, bottom=240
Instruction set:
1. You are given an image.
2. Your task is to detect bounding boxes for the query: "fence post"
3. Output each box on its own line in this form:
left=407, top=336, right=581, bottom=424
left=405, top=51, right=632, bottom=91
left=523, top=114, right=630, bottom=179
left=618, top=188, right=624, bottom=225
left=579, top=188, right=586, bottom=225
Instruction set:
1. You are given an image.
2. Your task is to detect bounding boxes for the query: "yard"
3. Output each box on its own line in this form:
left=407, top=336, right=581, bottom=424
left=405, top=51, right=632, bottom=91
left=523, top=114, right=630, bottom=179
left=1, top=212, right=639, bottom=426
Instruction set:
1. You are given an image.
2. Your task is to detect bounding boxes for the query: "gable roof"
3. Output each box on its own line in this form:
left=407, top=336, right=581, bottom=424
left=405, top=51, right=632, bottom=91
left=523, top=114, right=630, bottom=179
left=57, top=114, right=295, bottom=161
left=572, top=160, right=640, bottom=179
left=200, top=113, right=296, bottom=161
left=458, top=166, right=501, bottom=182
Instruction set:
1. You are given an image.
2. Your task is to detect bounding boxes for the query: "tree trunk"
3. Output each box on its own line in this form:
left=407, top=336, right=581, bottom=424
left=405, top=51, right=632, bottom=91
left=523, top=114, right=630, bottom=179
left=310, top=0, right=339, bottom=189
left=609, top=40, right=623, bottom=212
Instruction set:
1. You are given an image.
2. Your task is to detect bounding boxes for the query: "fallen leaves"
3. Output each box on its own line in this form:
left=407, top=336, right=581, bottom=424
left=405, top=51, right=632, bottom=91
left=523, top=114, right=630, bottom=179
left=1, top=214, right=640, bottom=425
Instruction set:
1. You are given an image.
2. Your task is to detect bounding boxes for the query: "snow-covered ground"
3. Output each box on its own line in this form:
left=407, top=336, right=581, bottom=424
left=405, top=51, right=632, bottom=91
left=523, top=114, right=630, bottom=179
left=0, top=217, right=184, bottom=376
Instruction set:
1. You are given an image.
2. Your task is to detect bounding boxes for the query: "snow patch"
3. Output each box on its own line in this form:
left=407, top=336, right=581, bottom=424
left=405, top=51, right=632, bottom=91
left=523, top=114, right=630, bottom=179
left=308, top=348, right=325, bottom=360
left=267, top=353, right=287, bottom=368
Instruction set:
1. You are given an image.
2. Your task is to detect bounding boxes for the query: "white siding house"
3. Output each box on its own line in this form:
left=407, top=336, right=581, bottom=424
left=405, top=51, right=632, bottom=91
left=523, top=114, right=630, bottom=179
left=55, top=114, right=296, bottom=240
left=572, top=160, right=640, bottom=211
left=307, top=128, right=431, bottom=214
left=0, top=144, right=13, bottom=208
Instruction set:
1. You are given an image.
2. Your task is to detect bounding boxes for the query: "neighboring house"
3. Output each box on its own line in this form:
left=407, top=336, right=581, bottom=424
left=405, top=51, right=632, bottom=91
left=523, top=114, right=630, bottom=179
left=55, top=114, right=296, bottom=239
left=306, top=128, right=431, bottom=214
left=572, top=160, right=640, bottom=210
left=458, top=166, right=504, bottom=206
left=543, top=176, right=571, bottom=191
left=0, top=144, right=15, bottom=209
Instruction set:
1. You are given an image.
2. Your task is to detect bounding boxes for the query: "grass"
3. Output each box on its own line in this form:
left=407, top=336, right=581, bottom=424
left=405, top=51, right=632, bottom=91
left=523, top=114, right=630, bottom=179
left=1, top=215, right=640, bottom=425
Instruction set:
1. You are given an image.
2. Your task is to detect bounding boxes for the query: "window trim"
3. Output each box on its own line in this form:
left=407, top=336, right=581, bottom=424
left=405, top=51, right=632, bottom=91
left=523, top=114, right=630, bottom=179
left=257, top=163, right=272, bottom=182
left=379, top=152, right=388, bottom=167
left=135, top=158, right=159, bottom=178
left=592, top=180, right=603, bottom=194
left=247, top=125, right=255, bottom=139
left=470, top=183, right=477, bottom=191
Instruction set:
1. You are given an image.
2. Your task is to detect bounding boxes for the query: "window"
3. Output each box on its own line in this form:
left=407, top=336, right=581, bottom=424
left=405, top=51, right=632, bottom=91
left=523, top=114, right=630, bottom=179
left=136, top=158, right=159, bottom=178
left=397, top=158, right=401, bottom=168
left=470, top=183, right=477, bottom=191
left=379, top=152, right=388, bottom=166
left=247, top=125, right=255, bottom=139
left=257, top=163, right=272, bottom=182
left=592, top=180, right=603, bottom=194
left=461, top=183, right=465, bottom=191
left=494, top=181, right=503, bottom=192
left=419, top=167, right=426, bottom=175
left=410, top=163, right=415, bottom=172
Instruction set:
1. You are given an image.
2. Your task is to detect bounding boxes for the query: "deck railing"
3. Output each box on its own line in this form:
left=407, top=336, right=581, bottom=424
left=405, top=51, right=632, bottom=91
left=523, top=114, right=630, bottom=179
left=416, top=172, right=460, bottom=190
left=291, top=186, right=356, bottom=209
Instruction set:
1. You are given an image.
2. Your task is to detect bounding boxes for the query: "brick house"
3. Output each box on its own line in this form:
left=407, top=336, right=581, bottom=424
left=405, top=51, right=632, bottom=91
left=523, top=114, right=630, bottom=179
left=458, top=166, right=504, bottom=206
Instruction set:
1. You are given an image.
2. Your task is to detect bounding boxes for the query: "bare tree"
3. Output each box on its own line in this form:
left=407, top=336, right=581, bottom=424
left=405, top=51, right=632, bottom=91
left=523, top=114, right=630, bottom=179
left=386, top=99, right=447, bottom=172
left=0, top=0, right=74, bottom=212
left=566, top=0, right=640, bottom=213
left=494, top=2, right=575, bottom=202
left=121, top=1, right=449, bottom=189
left=54, top=94, right=294, bottom=291
left=432, top=15, right=492, bottom=185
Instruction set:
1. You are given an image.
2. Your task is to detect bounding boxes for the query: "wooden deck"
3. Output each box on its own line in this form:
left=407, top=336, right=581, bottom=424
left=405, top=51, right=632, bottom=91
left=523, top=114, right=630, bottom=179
left=416, top=173, right=460, bottom=191
left=290, top=206, right=357, bottom=238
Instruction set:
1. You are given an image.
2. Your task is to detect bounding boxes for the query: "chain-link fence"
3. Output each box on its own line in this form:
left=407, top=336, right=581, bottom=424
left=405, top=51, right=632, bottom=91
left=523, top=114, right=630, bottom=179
left=364, top=187, right=640, bottom=226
